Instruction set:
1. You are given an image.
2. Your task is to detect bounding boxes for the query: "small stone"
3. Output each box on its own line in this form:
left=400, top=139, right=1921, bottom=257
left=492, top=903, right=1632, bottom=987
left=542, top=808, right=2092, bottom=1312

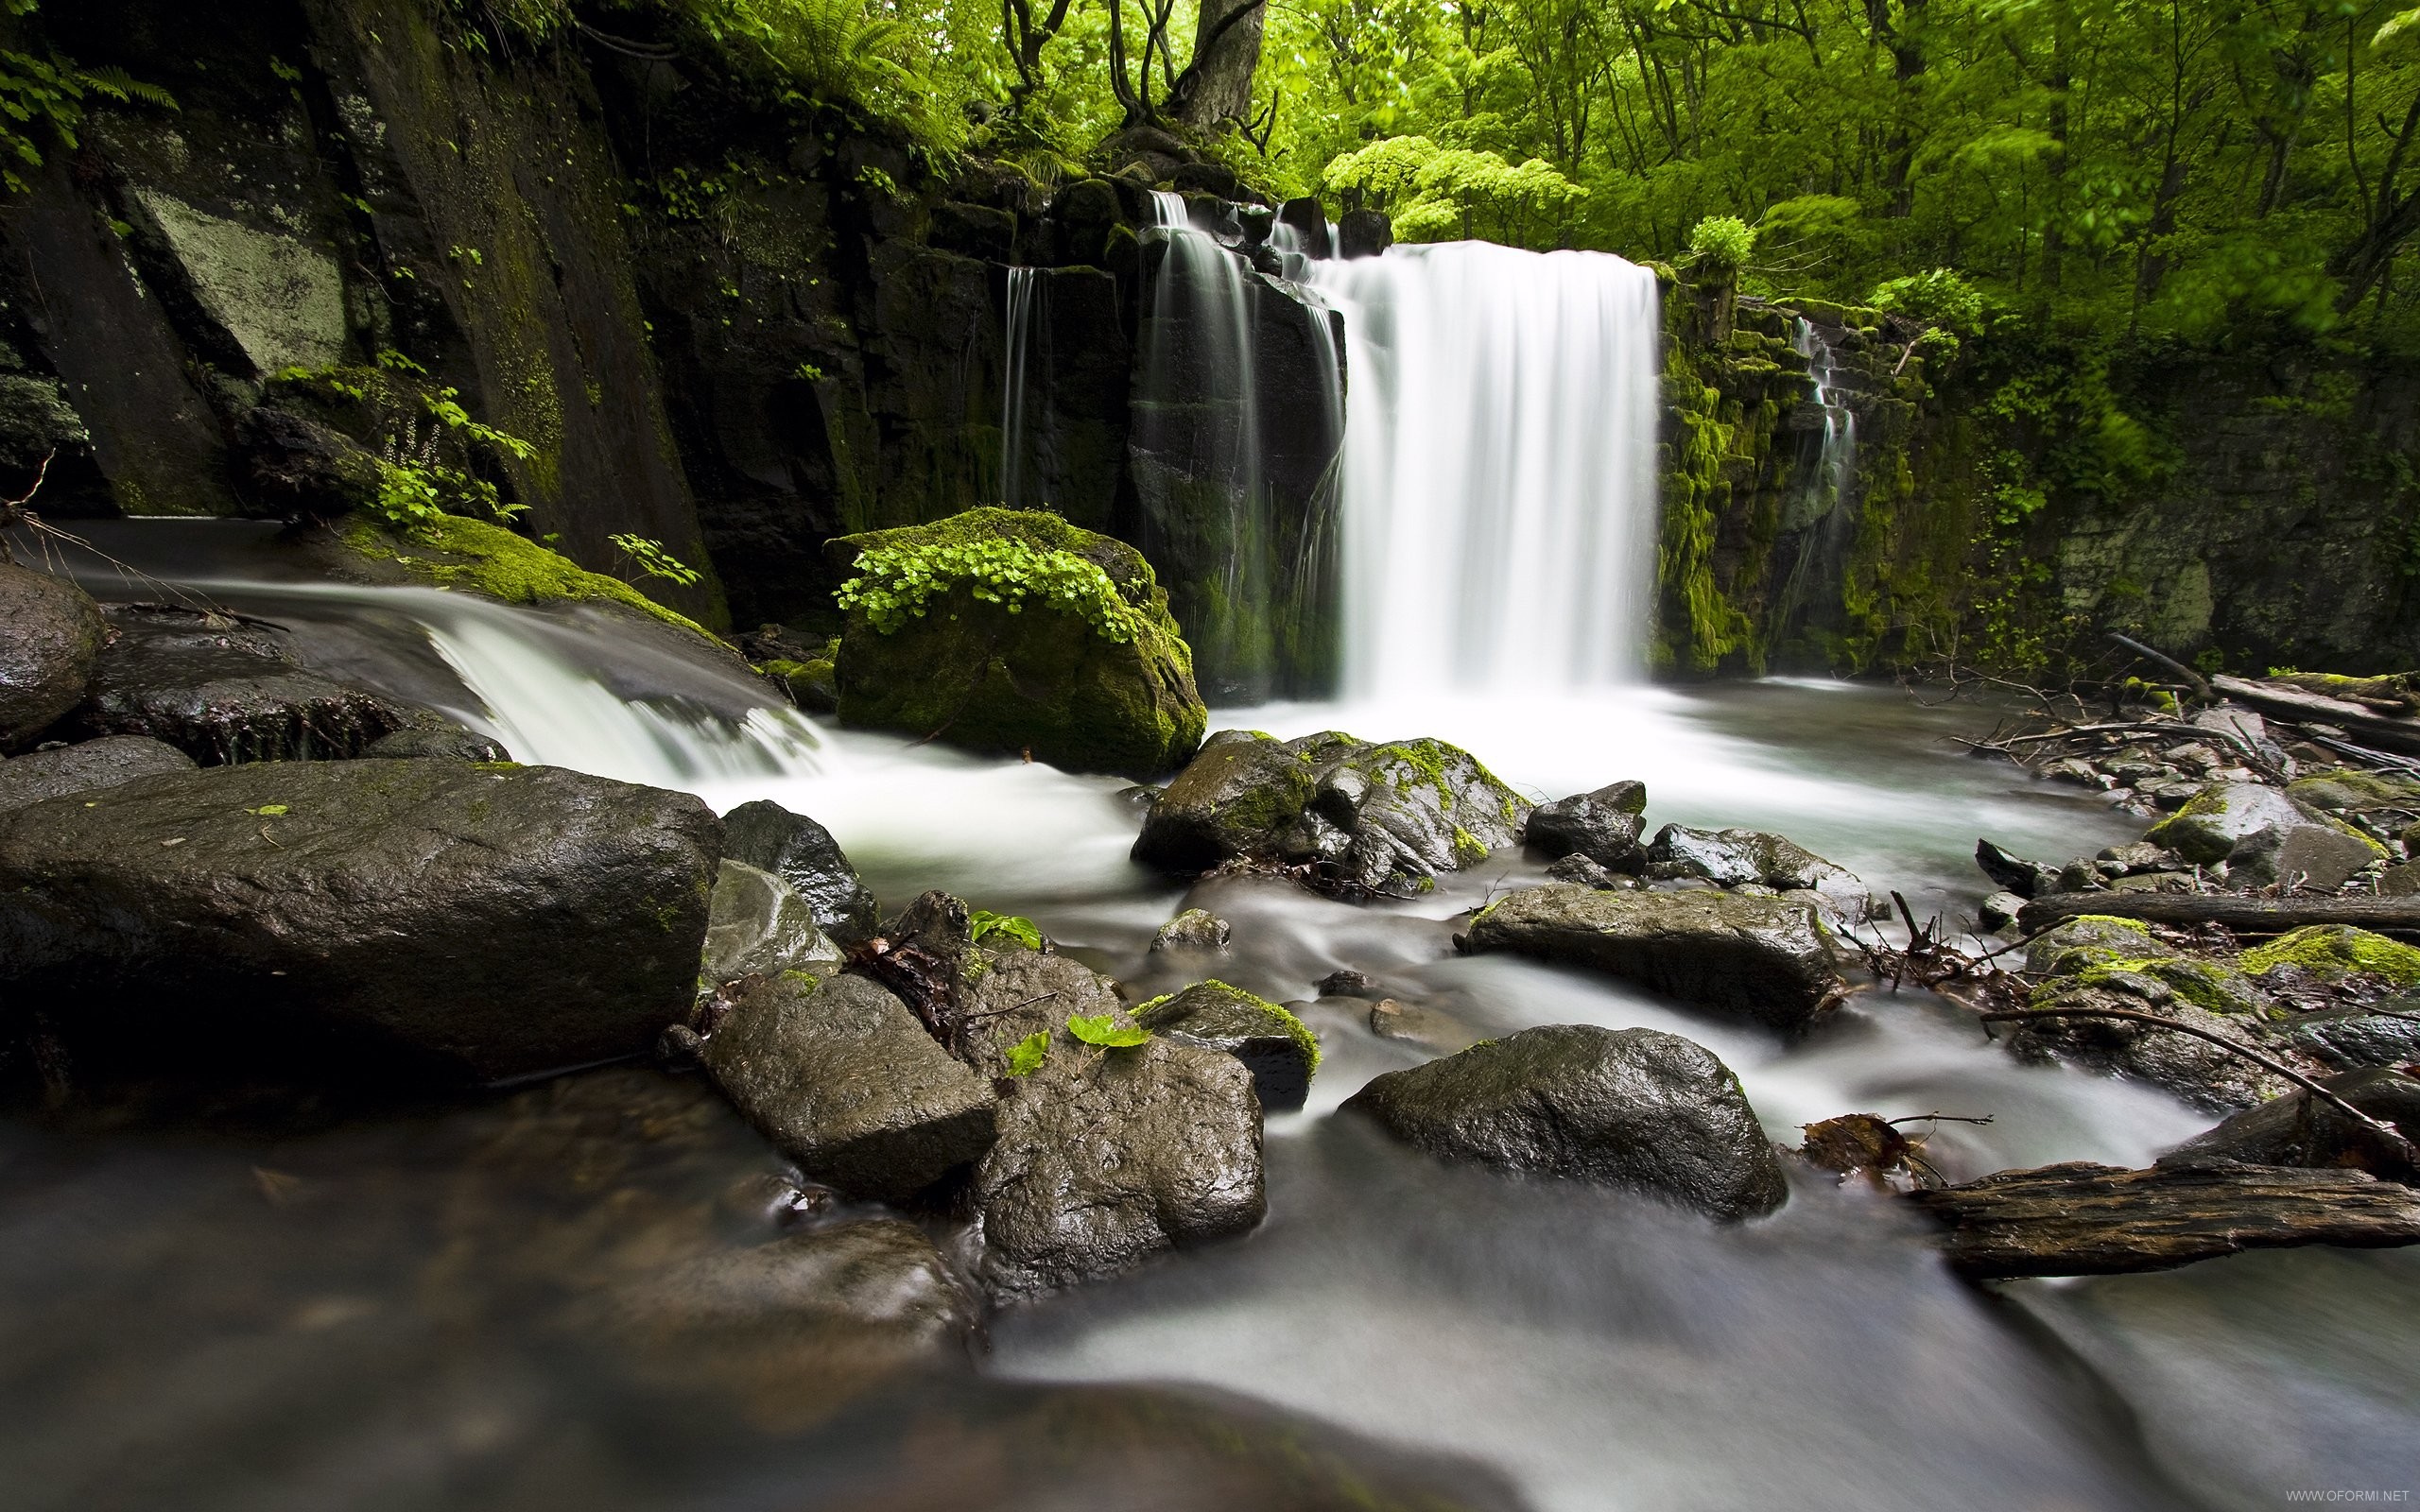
left=0, top=735, right=194, bottom=813
left=1979, top=891, right=2027, bottom=931
left=720, top=799, right=880, bottom=945
left=1524, top=780, right=1648, bottom=870
left=1545, top=852, right=1627, bottom=889
left=1136, top=979, right=1319, bottom=1110
left=1150, top=907, right=1232, bottom=953
left=1316, top=969, right=1379, bottom=998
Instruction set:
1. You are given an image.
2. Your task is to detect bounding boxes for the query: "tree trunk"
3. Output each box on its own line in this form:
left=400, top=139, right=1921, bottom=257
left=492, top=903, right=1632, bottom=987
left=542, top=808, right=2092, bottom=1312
left=1175, top=0, right=1266, bottom=129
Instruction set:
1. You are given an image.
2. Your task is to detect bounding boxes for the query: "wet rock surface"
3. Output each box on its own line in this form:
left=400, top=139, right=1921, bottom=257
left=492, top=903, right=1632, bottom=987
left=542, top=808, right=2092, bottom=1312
left=1150, top=906, right=1233, bottom=953
left=719, top=798, right=880, bottom=945
left=1341, top=1024, right=1789, bottom=1220
left=973, top=1034, right=1265, bottom=1297
left=0, top=561, right=107, bottom=747
left=77, top=605, right=404, bottom=763
left=0, top=734, right=193, bottom=812
left=1645, top=823, right=1872, bottom=916
left=700, top=971, right=997, bottom=1201
left=0, top=759, right=718, bottom=1082
left=1906, top=1160, right=2420, bottom=1278
left=2286, top=1001, right=2420, bottom=1070
left=1524, top=779, right=1648, bottom=870
left=2158, top=1070, right=2420, bottom=1182
left=1133, top=729, right=1530, bottom=898
left=1463, top=885, right=1847, bottom=1032
left=1137, top=979, right=1320, bottom=1111
left=701, top=859, right=845, bottom=985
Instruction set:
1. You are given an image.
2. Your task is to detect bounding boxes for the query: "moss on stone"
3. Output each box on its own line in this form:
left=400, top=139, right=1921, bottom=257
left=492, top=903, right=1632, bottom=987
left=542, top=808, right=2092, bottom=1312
left=2240, top=925, right=2420, bottom=986
left=2073, top=954, right=2266, bottom=1015
left=342, top=513, right=719, bottom=643
left=1139, top=978, right=1322, bottom=1073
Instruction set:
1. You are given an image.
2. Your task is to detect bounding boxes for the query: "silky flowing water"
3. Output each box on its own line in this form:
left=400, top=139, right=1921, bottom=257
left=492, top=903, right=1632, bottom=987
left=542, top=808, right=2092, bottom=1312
left=8, top=525, right=2417, bottom=1509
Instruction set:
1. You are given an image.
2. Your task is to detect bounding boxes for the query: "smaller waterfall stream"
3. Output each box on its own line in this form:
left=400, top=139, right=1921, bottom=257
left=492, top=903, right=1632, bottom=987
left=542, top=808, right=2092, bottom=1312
left=999, top=266, right=1041, bottom=508
left=1768, top=317, right=1867, bottom=652
left=1793, top=316, right=1858, bottom=507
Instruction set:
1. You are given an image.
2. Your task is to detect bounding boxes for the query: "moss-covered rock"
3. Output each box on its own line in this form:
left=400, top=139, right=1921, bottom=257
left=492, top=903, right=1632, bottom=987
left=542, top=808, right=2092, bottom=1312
left=2144, top=781, right=2374, bottom=867
left=2240, top=925, right=2420, bottom=988
left=339, top=512, right=720, bottom=642
left=828, top=507, right=1206, bottom=778
left=1132, top=728, right=1530, bottom=898
left=1136, top=979, right=1320, bottom=1111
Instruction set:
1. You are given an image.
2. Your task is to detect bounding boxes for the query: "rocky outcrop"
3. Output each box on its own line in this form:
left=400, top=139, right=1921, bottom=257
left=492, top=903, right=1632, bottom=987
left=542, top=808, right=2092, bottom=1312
left=2286, top=1002, right=2420, bottom=1072
left=1136, top=979, right=1320, bottom=1111
left=2146, top=782, right=2381, bottom=880
left=700, top=860, right=845, bottom=986
left=2159, top=1070, right=2420, bottom=1183
left=1524, top=780, right=1648, bottom=871
left=1905, top=1160, right=2420, bottom=1279
left=831, top=508, right=1206, bottom=778
left=0, top=735, right=192, bottom=812
left=974, top=1033, right=1265, bottom=1297
left=1463, top=885, right=1847, bottom=1032
left=77, top=605, right=403, bottom=763
left=0, top=562, right=107, bottom=747
left=0, top=759, right=718, bottom=1082
left=719, top=799, right=879, bottom=945
left=1644, top=823, right=1872, bottom=916
left=700, top=971, right=998, bottom=1201
left=1132, top=729, right=1530, bottom=897
left=1341, top=1024, right=1788, bottom=1220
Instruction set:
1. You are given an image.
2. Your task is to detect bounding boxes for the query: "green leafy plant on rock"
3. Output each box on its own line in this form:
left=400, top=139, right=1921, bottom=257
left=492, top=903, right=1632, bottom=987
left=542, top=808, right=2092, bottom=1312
left=838, top=537, right=1146, bottom=644
left=0, top=1, right=176, bottom=195
left=1065, top=1013, right=1151, bottom=1048
left=970, top=909, right=1043, bottom=948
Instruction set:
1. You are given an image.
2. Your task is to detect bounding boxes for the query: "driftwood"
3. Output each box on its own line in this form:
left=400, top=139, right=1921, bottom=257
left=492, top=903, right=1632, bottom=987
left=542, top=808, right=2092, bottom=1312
left=2016, top=891, right=2420, bottom=939
left=1903, top=1161, right=2420, bottom=1278
left=2211, top=674, right=2420, bottom=757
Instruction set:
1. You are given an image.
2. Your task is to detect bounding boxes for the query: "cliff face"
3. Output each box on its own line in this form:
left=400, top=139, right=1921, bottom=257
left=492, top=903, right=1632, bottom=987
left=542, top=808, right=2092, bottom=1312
left=3, top=0, right=2411, bottom=684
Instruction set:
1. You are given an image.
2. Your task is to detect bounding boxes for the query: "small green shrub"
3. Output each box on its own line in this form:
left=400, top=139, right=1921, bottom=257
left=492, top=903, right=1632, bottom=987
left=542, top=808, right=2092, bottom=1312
left=1686, top=215, right=1755, bottom=274
left=837, top=539, right=1143, bottom=643
left=610, top=534, right=703, bottom=588
left=970, top=910, right=1044, bottom=949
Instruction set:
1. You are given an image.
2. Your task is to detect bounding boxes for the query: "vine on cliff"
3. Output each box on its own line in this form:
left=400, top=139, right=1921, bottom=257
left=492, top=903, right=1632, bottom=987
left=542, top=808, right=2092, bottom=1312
left=837, top=538, right=1143, bottom=643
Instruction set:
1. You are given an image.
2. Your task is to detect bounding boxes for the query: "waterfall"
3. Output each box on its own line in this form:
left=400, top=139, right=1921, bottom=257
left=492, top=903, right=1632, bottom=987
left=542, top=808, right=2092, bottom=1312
left=1793, top=317, right=1858, bottom=510
left=999, top=266, right=1040, bottom=508
left=1767, top=317, right=1865, bottom=655
left=1300, top=244, right=1661, bottom=696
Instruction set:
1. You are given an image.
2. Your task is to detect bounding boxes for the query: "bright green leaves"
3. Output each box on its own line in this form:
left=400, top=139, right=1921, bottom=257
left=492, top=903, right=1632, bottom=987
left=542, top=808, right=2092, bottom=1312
left=1686, top=215, right=1755, bottom=275
left=1004, top=1030, right=1051, bottom=1075
left=837, top=541, right=1142, bottom=644
left=1065, top=1014, right=1151, bottom=1048
left=608, top=534, right=703, bottom=588
left=970, top=910, right=1044, bottom=948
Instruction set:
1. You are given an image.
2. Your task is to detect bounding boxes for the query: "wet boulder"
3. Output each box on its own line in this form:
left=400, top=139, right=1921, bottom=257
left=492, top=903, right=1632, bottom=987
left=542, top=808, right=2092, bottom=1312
left=830, top=508, right=1206, bottom=778
left=0, top=760, right=718, bottom=1082
left=0, top=735, right=193, bottom=813
left=0, top=560, right=107, bottom=748
left=1462, top=885, right=1847, bottom=1033
left=1137, top=979, right=1321, bottom=1111
left=2224, top=822, right=2381, bottom=891
left=2285, top=1002, right=2420, bottom=1072
left=1133, top=729, right=1530, bottom=898
left=78, top=605, right=403, bottom=763
left=1150, top=907, right=1232, bottom=953
left=701, top=860, right=845, bottom=985
left=952, top=930, right=1131, bottom=1075
left=1546, top=853, right=1630, bottom=889
left=2159, top=1070, right=2420, bottom=1183
left=1645, top=823, right=1872, bottom=916
left=2145, top=782, right=2373, bottom=868
left=359, top=723, right=510, bottom=761
left=2001, top=986, right=2288, bottom=1111
left=2240, top=924, right=2420, bottom=989
left=1976, top=838, right=2060, bottom=899
left=974, top=1033, right=1265, bottom=1297
left=1340, top=1024, right=1788, bottom=1220
left=719, top=798, right=879, bottom=945
left=700, top=971, right=998, bottom=1201
left=1524, top=780, right=1647, bottom=871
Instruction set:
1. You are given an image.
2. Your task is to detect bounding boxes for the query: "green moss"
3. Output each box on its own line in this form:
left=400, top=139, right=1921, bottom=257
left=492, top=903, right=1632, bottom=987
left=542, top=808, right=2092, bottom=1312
left=1452, top=826, right=1489, bottom=865
left=2073, top=955, right=2264, bottom=1015
left=2240, top=925, right=2420, bottom=986
left=1173, top=979, right=1322, bottom=1073
left=343, top=513, right=719, bottom=643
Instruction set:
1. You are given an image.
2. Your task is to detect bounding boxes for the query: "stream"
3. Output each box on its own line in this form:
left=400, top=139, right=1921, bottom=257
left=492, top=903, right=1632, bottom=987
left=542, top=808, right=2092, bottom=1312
left=6, top=523, right=2417, bottom=1510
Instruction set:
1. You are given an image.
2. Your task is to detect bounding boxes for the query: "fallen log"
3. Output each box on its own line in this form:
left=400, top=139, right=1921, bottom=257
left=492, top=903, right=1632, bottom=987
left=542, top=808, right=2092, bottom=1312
left=1903, top=1161, right=2420, bottom=1279
left=2211, top=675, right=2420, bottom=757
left=2016, top=891, right=2420, bottom=940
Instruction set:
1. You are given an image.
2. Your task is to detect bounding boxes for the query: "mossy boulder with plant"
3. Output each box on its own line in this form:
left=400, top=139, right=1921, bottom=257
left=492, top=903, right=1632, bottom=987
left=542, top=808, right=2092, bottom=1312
left=1132, top=729, right=1530, bottom=898
left=338, top=512, right=718, bottom=643
left=826, top=507, right=1206, bottom=778
left=1136, top=980, right=1321, bottom=1111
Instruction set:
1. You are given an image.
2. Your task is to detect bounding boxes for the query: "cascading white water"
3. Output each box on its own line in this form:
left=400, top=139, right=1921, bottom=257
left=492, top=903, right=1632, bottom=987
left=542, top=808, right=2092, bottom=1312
left=1794, top=315, right=1859, bottom=508
left=999, top=266, right=1040, bottom=508
left=1300, top=244, right=1661, bottom=695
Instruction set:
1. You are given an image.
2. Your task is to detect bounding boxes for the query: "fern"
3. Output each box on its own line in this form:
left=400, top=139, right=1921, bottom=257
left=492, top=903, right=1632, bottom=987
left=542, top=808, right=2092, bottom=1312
left=0, top=7, right=175, bottom=196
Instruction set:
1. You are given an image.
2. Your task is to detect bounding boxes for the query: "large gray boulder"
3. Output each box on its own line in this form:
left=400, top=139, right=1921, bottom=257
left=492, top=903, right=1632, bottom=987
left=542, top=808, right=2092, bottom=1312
left=700, top=859, right=844, bottom=985
left=2146, top=781, right=2375, bottom=869
left=1340, top=1024, right=1788, bottom=1220
left=2287, top=1002, right=2420, bottom=1072
left=2158, top=1069, right=2420, bottom=1182
left=700, top=971, right=997, bottom=1200
left=1137, top=979, right=1320, bottom=1111
left=720, top=798, right=879, bottom=945
left=1133, top=729, right=1530, bottom=898
left=78, top=605, right=401, bottom=763
left=1462, top=885, right=1847, bottom=1032
left=1525, top=780, right=1647, bottom=870
left=974, top=1034, right=1265, bottom=1297
left=1645, top=823, right=1871, bottom=915
left=0, top=735, right=193, bottom=813
left=0, top=561, right=107, bottom=748
left=0, top=760, right=718, bottom=1082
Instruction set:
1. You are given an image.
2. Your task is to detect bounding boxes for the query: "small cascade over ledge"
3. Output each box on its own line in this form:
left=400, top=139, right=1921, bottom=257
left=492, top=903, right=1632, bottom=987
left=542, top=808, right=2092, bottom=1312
left=1300, top=244, right=1661, bottom=696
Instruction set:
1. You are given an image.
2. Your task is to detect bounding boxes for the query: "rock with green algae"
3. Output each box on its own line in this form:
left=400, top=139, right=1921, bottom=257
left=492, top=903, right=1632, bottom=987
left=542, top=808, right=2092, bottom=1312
left=2240, top=925, right=2420, bottom=988
left=1136, top=979, right=1321, bottom=1110
left=2145, top=781, right=2379, bottom=868
left=1132, top=729, right=1530, bottom=898
left=337, top=513, right=721, bottom=643
left=827, top=507, right=1206, bottom=779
